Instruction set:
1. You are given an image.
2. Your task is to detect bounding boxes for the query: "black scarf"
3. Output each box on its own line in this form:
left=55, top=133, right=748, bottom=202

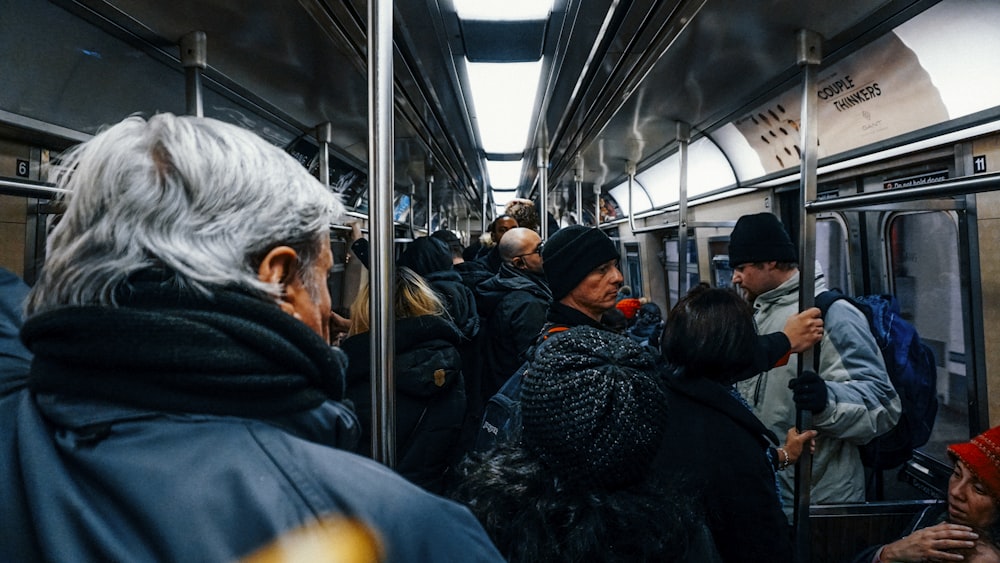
left=22, top=283, right=347, bottom=417
left=545, top=301, right=605, bottom=329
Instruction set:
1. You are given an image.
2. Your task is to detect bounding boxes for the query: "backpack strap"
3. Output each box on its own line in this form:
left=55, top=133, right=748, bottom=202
left=542, top=325, right=569, bottom=339
left=814, top=289, right=851, bottom=318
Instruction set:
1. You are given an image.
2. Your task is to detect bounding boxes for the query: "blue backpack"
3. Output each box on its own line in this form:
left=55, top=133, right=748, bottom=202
left=472, top=324, right=569, bottom=453
left=815, top=290, right=939, bottom=470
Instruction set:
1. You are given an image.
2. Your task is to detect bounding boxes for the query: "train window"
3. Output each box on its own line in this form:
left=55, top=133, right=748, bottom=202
left=663, top=233, right=698, bottom=308
left=816, top=216, right=850, bottom=292
left=328, top=238, right=348, bottom=312
left=885, top=211, right=967, bottom=465
left=623, top=243, right=643, bottom=297
left=707, top=237, right=732, bottom=289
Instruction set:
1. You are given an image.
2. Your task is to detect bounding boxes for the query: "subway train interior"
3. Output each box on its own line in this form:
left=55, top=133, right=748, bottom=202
left=2, top=0, right=1000, bottom=560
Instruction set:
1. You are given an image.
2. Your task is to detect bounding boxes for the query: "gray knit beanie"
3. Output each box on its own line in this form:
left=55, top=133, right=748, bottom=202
left=521, top=326, right=666, bottom=490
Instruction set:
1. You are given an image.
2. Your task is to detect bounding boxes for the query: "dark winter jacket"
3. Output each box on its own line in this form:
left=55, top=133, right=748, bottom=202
left=546, top=300, right=605, bottom=329
left=475, top=244, right=503, bottom=274
left=341, top=314, right=467, bottom=494
left=0, top=283, right=501, bottom=563
left=0, top=268, right=31, bottom=396
left=454, top=259, right=493, bottom=294
left=350, top=237, right=370, bottom=269
left=474, top=264, right=551, bottom=403
left=423, top=270, right=479, bottom=341
left=653, top=367, right=793, bottom=563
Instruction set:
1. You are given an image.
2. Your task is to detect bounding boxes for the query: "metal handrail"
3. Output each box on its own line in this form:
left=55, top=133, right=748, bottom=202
left=0, top=178, right=67, bottom=199
left=804, top=172, right=1000, bottom=213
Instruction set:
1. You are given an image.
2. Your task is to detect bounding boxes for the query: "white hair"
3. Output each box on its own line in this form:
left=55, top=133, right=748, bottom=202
left=27, top=113, right=345, bottom=315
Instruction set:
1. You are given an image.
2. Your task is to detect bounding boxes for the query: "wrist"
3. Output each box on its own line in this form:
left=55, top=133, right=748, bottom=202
left=776, top=447, right=791, bottom=470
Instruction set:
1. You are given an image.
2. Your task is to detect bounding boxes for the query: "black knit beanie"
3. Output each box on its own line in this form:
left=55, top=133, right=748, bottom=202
left=727, top=213, right=797, bottom=266
left=521, top=326, right=666, bottom=491
left=542, top=226, right=619, bottom=300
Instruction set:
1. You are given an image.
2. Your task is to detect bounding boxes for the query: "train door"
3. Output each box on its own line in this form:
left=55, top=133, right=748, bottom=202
left=663, top=231, right=698, bottom=308
left=622, top=242, right=643, bottom=297
left=881, top=210, right=971, bottom=465
left=815, top=215, right=851, bottom=294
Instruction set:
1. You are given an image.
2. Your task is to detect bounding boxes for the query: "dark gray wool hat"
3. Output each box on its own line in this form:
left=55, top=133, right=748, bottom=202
left=728, top=212, right=797, bottom=266
left=521, top=325, right=666, bottom=491
left=541, top=225, right=619, bottom=301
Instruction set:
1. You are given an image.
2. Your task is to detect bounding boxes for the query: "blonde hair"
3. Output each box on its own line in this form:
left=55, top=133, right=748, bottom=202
left=348, top=267, right=445, bottom=336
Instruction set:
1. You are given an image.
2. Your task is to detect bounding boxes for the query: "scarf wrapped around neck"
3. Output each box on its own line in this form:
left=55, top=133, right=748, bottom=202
left=22, top=282, right=347, bottom=418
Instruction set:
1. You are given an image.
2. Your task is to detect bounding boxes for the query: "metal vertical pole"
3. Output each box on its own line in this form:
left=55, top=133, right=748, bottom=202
left=574, top=156, right=584, bottom=226
left=626, top=160, right=637, bottom=233
left=538, top=147, right=549, bottom=240
left=368, top=0, right=395, bottom=467
left=426, top=174, right=434, bottom=234
left=315, top=122, right=332, bottom=188
left=180, top=32, right=206, bottom=117
left=595, top=183, right=602, bottom=227
left=794, top=29, right=822, bottom=563
left=677, top=122, right=691, bottom=299
left=408, top=183, right=416, bottom=236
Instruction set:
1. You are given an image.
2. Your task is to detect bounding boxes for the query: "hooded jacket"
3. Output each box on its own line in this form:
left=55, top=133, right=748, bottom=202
left=0, top=283, right=501, bottom=563
left=735, top=269, right=901, bottom=519
left=341, top=314, right=467, bottom=495
left=454, top=259, right=493, bottom=294
left=474, top=264, right=551, bottom=403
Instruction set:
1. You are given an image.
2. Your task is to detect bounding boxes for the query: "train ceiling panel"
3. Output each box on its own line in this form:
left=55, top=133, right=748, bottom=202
left=8, top=0, right=997, bottom=226
left=540, top=0, right=939, bottom=192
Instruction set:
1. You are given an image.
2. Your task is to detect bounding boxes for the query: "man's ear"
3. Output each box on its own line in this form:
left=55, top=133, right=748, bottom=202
left=257, top=246, right=300, bottom=316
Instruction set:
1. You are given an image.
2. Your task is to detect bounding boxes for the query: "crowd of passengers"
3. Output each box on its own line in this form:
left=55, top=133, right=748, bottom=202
left=1, top=114, right=998, bottom=562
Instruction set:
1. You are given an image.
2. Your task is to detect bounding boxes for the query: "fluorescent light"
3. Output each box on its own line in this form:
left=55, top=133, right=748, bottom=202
left=466, top=61, right=543, bottom=153
left=454, top=0, right=552, bottom=21
left=492, top=189, right=517, bottom=206
left=893, top=1, right=1000, bottom=120
left=486, top=159, right=523, bottom=189
left=608, top=181, right=653, bottom=216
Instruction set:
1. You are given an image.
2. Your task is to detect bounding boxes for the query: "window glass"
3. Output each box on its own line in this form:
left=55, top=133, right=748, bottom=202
left=888, top=211, right=967, bottom=466
left=663, top=234, right=699, bottom=308
left=816, top=218, right=850, bottom=292
left=624, top=243, right=643, bottom=297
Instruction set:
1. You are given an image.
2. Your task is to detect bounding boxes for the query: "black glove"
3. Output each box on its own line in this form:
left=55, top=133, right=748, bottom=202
left=788, top=370, right=828, bottom=414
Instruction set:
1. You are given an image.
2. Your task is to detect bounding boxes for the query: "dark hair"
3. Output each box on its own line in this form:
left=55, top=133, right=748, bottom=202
left=661, top=284, right=756, bottom=383
left=491, top=215, right=516, bottom=233
left=600, top=308, right=628, bottom=333
left=451, top=446, right=703, bottom=562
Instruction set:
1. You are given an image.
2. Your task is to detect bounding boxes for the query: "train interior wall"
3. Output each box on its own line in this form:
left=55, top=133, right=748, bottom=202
left=615, top=131, right=1000, bottom=497
left=973, top=134, right=1000, bottom=424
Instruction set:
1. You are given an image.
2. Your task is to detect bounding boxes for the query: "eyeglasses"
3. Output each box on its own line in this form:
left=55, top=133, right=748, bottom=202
left=513, top=243, right=543, bottom=260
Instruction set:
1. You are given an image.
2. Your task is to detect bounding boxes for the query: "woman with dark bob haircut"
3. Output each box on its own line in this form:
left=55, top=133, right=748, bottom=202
left=652, top=284, right=816, bottom=563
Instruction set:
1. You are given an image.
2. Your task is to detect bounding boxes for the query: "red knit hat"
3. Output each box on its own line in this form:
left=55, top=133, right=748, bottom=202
left=948, top=425, right=1000, bottom=501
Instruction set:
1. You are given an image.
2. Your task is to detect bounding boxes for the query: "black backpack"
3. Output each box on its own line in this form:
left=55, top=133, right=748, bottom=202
left=815, top=290, right=939, bottom=470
